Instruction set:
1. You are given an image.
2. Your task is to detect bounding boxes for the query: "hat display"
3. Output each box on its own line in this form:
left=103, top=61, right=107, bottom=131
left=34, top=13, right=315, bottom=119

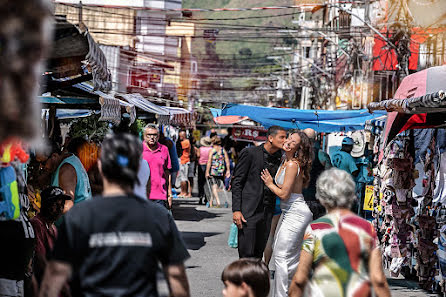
left=40, top=186, right=72, bottom=203
left=200, top=136, right=212, bottom=146
left=342, top=137, right=354, bottom=146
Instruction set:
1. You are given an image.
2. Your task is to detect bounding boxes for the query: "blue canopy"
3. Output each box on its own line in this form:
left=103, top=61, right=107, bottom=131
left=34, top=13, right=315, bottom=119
left=211, top=104, right=386, bottom=132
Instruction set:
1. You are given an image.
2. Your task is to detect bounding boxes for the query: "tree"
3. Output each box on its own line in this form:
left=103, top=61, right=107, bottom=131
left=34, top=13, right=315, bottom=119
left=238, top=48, right=252, bottom=56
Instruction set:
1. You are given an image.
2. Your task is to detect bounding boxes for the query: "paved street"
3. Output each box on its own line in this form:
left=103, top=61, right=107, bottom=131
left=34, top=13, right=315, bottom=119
left=162, top=196, right=436, bottom=297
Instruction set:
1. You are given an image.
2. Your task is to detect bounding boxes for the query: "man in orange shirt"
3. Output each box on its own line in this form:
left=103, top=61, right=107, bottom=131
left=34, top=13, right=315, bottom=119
left=178, top=131, right=191, bottom=197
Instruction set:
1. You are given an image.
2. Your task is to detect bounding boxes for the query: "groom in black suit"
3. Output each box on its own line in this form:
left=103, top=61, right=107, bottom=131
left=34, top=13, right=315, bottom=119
left=232, top=126, right=286, bottom=258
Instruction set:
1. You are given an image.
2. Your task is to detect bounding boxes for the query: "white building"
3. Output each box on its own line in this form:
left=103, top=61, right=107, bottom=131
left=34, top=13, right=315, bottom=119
left=55, top=0, right=182, bottom=96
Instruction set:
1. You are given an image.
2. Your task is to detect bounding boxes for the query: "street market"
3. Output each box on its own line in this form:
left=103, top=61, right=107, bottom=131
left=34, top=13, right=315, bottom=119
left=1, top=1, right=446, bottom=297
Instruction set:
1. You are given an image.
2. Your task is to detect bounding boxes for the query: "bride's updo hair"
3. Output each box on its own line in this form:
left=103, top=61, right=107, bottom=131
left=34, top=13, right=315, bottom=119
left=288, top=129, right=313, bottom=187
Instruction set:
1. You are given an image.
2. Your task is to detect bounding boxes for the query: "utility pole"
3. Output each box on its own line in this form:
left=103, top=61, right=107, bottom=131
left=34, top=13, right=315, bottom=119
left=78, top=1, right=82, bottom=24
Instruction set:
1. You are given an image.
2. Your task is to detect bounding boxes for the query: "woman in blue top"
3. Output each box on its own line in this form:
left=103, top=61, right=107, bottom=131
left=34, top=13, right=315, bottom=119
left=48, top=138, right=92, bottom=214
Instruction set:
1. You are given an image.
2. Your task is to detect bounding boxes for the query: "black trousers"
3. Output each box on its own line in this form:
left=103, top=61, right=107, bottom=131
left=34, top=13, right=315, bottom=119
left=237, top=209, right=273, bottom=259
left=197, top=164, right=206, bottom=197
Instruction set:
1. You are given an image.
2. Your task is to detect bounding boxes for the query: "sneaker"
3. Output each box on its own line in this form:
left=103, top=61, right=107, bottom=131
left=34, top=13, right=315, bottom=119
left=206, top=202, right=210, bottom=208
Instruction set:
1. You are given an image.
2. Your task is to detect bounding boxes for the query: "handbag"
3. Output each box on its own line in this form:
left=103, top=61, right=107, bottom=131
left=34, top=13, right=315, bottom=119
left=228, top=223, right=238, bottom=248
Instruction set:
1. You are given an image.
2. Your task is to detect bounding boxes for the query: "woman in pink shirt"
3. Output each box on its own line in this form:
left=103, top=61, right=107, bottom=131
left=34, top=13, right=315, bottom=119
left=197, top=136, right=213, bottom=204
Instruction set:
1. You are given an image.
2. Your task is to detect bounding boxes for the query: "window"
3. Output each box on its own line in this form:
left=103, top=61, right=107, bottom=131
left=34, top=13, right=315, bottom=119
left=191, top=61, right=198, bottom=73
left=305, top=47, right=311, bottom=59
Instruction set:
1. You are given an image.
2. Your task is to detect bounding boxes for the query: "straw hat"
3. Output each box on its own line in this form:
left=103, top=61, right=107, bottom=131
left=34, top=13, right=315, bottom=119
left=200, top=136, right=212, bottom=146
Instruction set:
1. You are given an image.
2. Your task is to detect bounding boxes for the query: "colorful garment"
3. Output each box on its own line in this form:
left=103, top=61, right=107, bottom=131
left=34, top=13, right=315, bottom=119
left=302, top=211, right=378, bottom=297
left=210, top=148, right=226, bottom=177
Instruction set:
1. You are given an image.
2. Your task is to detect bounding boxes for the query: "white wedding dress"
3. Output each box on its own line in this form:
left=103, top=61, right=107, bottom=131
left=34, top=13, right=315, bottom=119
left=272, top=163, right=313, bottom=297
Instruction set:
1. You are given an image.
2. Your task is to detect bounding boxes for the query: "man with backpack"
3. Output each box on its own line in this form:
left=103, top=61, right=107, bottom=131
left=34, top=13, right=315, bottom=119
left=205, top=136, right=231, bottom=208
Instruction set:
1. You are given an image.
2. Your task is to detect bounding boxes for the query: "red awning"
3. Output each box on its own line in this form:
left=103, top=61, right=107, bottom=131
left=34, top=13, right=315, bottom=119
left=214, top=116, right=249, bottom=125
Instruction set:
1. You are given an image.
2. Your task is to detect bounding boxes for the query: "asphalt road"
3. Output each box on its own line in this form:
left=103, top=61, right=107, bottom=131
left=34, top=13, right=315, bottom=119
left=163, top=196, right=436, bottom=297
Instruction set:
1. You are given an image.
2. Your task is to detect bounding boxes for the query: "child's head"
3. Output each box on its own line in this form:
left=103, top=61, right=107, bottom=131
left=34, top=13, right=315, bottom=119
left=221, top=258, right=269, bottom=297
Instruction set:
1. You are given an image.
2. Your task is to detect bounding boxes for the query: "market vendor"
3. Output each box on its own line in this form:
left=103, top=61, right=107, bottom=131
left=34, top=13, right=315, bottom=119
left=46, top=138, right=92, bottom=214
left=331, top=137, right=359, bottom=177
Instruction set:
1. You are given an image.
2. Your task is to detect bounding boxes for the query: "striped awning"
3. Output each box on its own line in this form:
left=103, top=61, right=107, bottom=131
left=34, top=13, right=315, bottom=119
left=120, top=93, right=170, bottom=116
left=158, top=107, right=197, bottom=128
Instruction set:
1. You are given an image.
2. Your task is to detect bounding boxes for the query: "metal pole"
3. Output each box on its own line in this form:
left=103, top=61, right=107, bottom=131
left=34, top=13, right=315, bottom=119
left=78, top=1, right=82, bottom=24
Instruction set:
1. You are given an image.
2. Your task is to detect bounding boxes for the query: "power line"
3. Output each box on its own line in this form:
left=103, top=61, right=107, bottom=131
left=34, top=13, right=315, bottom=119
left=57, top=1, right=370, bottom=12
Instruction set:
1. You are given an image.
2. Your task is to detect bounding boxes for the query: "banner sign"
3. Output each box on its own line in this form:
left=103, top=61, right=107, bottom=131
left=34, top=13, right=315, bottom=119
left=232, top=127, right=267, bottom=142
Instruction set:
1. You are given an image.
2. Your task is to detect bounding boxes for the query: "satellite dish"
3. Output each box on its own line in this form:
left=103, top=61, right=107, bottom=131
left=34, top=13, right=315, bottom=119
left=351, top=131, right=366, bottom=157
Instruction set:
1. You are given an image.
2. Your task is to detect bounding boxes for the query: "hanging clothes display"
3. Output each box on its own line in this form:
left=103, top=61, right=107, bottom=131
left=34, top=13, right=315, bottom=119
left=372, top=128, right=446, bottom=293
left=373, top=136, right=417, bottom=278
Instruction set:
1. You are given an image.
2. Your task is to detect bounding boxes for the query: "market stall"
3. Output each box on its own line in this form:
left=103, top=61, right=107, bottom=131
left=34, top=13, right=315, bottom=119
left=367, top=65, right=446, bottom=293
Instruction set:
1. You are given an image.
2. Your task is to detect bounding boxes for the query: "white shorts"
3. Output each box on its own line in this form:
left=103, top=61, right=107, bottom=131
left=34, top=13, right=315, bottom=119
left=178, top=163, right=189, bottom=183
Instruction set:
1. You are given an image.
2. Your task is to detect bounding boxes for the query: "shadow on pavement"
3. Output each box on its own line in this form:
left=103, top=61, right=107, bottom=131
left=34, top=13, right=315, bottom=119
left=181, top=231, right=221, bottom=250
left=173, top=198, right=200, bottom=206
left=387, top=278, right=420, bottom=290
left=173, top=205, right=222, bottom=222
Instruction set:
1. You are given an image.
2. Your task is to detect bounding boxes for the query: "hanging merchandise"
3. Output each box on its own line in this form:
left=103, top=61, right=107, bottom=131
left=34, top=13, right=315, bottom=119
left=351, top=131, right=366, bottom=158
left=372, top=128, right=446, bottom=293
left=0, top=166, right=20, bottom=221
left=0, top=139, right=30, bottom=221
left=414, top=132, right=438, bottom=290
left=373, top=135, right=417, bottom=278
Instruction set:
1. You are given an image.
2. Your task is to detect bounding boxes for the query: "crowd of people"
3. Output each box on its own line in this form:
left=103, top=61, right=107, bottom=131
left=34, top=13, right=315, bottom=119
left=0, top=124, right=392, bottom=297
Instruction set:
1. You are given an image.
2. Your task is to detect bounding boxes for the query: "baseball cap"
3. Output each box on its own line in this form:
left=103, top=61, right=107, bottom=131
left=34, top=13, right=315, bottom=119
left=40, top=186, right=72, bottom=203
left=342, top=137, right=354, bottom=146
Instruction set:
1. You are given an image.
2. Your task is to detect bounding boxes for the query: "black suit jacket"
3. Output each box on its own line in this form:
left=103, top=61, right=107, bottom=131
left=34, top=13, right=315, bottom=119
left=232, top=145, right=280, bottom=219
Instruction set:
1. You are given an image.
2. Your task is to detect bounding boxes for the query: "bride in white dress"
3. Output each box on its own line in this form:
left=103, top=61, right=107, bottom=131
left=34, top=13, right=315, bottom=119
left=261, top=130, right=314, bottom=297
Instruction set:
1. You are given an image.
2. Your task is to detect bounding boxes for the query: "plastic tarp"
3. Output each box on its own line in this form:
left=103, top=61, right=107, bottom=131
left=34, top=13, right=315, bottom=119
left=42, top=109, right=97, bottom=119
left=211, top=104, right=386, bottom=132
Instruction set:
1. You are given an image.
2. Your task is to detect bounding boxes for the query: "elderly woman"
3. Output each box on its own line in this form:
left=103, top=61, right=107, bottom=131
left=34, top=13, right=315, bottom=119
left=289, top=168, right=390, bottom=297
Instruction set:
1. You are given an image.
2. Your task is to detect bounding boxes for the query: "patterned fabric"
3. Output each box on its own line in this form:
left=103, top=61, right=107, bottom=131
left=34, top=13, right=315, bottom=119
left=126, top=105, right=136, bottom=125
left=210, top=148, right=225, bottom=177
left=99, top=96, right=121, bottom=125
left=367, top=90, right=446, bottom=113
left=85, top=32, right=112, bottom=92
left=302, top=211, right=378, bottom=297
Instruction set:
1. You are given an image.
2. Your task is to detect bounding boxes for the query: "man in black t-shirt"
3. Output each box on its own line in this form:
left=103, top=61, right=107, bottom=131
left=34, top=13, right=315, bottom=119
left=48, top=196, right=189, bottom=297
left=39, top=133, right=190, bottom=297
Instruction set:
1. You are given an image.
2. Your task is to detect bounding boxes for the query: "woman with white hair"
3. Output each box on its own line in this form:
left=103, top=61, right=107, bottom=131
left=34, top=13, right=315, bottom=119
left=289, top=168, right=390, bottom=297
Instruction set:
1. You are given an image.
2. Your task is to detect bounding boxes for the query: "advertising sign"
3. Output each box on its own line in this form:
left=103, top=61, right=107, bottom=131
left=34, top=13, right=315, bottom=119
left=232, top=127, right=267, bottom=142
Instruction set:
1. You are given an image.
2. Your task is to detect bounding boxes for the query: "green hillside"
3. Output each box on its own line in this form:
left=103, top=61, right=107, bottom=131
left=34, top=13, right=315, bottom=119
left=183, top=0, right=297, bottom=60
left=182, top=0, right=298, bottom=100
